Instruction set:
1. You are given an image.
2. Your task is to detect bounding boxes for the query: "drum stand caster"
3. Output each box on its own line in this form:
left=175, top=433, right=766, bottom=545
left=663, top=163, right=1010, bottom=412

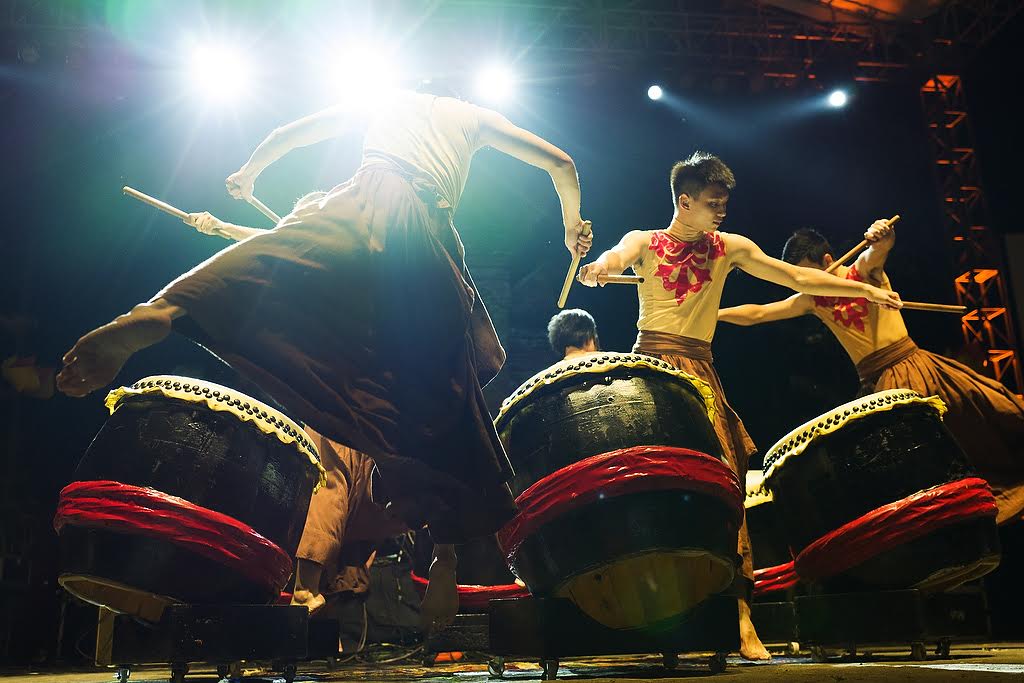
left=786, top=641, right=801, bottom=656
left=169, top=662, right=189, bottom=683
left=115, top=666, right=131, bottom=682
left=280, top=662, right=297, bottom=683
left=910, top=641, right=927, bottom=661
left=810, top=645, right=830, bottom=663
left=215, top=661, right=242, bottom=680
left=487, top=656, right=505, bottom=679
left=935, top=638, right=952, bottom=658
left=540, top=658, right=559, bottom=680
left=707, top=652, right=727, bottom=673
left=662, top=652, right=678, bottom=670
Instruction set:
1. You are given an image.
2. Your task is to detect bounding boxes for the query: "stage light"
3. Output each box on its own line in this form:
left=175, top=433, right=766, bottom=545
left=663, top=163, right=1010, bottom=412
left=647, top=84, right=663, bottom=101
left=475, top=64, right=516, bottom=103
left=188, top=45, right=251, bottom=100
left=322, top=43, right=401, bottom=106
left=828, top=89, right=848, bottom=108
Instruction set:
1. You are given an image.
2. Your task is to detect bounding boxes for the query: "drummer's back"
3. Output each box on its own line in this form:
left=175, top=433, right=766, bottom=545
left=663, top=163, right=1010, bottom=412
left=362, top=91, right=485, bottom=209
left=632, top=228, right=733, bottom=342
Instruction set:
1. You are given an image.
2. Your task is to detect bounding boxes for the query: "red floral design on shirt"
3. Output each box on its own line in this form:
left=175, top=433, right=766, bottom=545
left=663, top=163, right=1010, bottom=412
left=814, top=266, right=869, bottom=332
left=649, top=231, right=726, bottom=305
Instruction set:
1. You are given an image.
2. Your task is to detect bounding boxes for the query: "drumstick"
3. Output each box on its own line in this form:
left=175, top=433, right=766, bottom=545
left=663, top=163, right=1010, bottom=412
left=900, top=301, right=967, bottom=314
left=122, top=186, right=188, bottom=221
left=556, top=220, right=592, bottom=309
left=826, top=215, right=901, bottom=274
left=123, top=186, right=235, bottom=239
left=601, top=274, right=645, bottom=285
left=246, top=195, right=281, bottom=224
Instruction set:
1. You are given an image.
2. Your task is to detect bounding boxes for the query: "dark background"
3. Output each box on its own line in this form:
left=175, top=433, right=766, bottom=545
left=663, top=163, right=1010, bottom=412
left=1, top=2, right=1021, bottom=664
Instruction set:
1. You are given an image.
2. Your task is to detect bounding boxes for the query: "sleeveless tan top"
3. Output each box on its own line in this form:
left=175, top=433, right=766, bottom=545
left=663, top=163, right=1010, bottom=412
left=633, top=230, right=733, bottom=342
left=809, top=265, right=909, bottom=364
left=362, top=91, right=488, bottom=211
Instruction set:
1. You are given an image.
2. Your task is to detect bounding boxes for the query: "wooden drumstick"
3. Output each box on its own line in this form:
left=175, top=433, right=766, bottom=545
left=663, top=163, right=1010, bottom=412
left=556, top=220, right=592, bottom=309
left=900, top=301, right=967, bottom=314
left=122, top=186, right=188, bottom=221
left=246, top=195, right=281, bottom=224
left=826, top=214, right=901, bottom=274
left=600, top=274, right=645, bottom=285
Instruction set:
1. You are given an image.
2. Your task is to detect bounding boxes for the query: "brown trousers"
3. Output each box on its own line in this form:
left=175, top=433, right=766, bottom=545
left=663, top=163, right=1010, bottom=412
left=297, top=427, right=399, bottom=595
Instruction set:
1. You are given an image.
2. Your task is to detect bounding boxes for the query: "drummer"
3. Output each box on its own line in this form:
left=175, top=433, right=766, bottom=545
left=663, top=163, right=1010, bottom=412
left=578, top=151, right=901, bottom=660
left=719, top=225, right=1024, bottom=526
left=547, top=308, right=600, bottom=361
left=57, top=84, right=593, bottom=633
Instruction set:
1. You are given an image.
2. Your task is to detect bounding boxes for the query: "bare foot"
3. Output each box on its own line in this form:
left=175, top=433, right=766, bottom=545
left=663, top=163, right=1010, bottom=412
left=291, top=589, right=326, bottom=614
left=419, top=545, right=458, bottom=636
left=57, top=304, right=173, bottom=398
left=739, top=599, right=772, bottom=661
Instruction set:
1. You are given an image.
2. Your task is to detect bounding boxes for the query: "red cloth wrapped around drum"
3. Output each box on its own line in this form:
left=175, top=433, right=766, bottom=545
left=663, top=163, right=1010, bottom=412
left=745, top=472, right=798, bottom=600
left=493, top=352, right=743, bottom=631
left=53, top=376, right=326, bottom=621
left=762, top=389, right=1000, bottom=594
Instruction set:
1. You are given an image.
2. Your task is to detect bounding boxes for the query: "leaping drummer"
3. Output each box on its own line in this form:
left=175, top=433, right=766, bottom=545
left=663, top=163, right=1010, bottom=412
left=56, top=84, right=593, bottom=634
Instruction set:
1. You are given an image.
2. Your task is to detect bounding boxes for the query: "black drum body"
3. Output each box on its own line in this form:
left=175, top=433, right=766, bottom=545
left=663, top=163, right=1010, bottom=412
left=764, top=390, right=1000, bottom=593
left=56, top=377, right=324, bottom=617
left=496, top=353, right=723, bottom=495
left=494, top=353, right=741, bottom=630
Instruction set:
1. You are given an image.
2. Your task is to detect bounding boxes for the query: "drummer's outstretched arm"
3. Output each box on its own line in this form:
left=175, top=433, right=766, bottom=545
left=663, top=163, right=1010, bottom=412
left=719, top=294, right=812, bottom=326
left=227, top=105, right=359, bottom=199
left=476, top=109, right=590, bottom=257
left=726, top=234, right=902, bottom=309
left=577, top=231, right=648, bottom=286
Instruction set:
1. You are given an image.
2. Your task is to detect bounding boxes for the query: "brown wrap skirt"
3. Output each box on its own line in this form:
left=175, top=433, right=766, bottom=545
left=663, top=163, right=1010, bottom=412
left=634, top=329, right=757, bottom=583
left=857, top=336, right=1024, bottom=525
left=156, top=158, right=516, bottom=543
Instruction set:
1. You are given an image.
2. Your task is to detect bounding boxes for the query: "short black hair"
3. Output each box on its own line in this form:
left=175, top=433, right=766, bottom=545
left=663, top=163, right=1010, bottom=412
left=547, top=309, right=599, bottom=356
left=670, top=152, right=736, bottom=205
left=782, top=228, right=834, bottom=266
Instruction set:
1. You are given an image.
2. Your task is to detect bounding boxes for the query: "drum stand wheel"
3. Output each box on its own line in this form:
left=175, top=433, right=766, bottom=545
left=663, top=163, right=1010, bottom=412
left=935, top=638, right=952, bottom=658
left=215, top=662, right=242, bottom=680
left=540, top=658, right=559, bottom=680
left=662, top=652, right=678, bottom=670
left=115, top=666, right=131, bottom=682
left=910, top=641, right=927, bottom=661
left=707, top=652, right=728, bottom=673
left=487, top=656, right=505, bottom=679
left=786, top=641, right=801, bottom=656
left=809, top=645, right=830, bottom=663
left=169, top=661, right=189, bottom=683
left=280, top=662, right=297, bottom=683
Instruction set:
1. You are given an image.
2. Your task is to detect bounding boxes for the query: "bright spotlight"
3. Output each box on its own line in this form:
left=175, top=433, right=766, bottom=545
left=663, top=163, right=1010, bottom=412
left=188, top=45, right=251, bottom=100
left=827, top=89, right=848, bottom=108
left=475, top=64, right=516, bottom=103
left=647, top=84, right=663, bottom=101
left=327, top=44, right=401, bottom=103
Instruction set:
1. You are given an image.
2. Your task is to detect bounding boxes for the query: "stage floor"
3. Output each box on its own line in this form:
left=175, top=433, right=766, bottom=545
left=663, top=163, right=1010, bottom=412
left=3, top=644, right=1024, bottom=682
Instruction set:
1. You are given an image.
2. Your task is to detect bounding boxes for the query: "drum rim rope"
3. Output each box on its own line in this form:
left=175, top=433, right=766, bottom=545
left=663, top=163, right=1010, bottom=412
left=495, top=351, right=717, bottom=426
left=744, top=471, right=773, bottom=508
left=105, top=375, right=326, bottom=490
left=761, top=389, right=947, bottom=491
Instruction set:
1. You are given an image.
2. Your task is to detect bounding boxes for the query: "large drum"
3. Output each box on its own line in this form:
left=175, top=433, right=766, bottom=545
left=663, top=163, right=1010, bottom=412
left=54, top=376, right=326, bottom=621
left=763, top=389, right=1000, bottom=594
left=494, top=352, right=743, bottom=630
left=745, top=472, right=797, bottom=600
